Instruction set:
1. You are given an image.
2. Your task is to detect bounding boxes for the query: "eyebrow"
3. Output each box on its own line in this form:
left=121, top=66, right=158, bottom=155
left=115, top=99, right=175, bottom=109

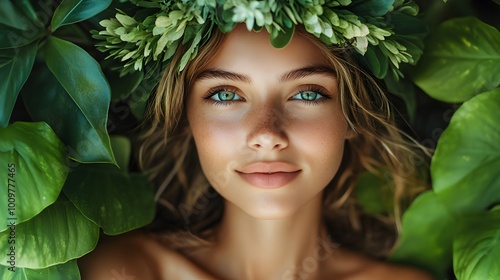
left=195, top=65, right=336, bottom=83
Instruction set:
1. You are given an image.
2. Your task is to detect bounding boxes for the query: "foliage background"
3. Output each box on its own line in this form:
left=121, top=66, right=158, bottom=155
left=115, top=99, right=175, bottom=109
left=0, top=0, right=499, bottom=279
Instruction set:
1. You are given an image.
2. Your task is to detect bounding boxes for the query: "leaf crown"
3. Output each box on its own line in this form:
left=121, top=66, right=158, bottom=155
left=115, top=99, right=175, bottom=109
left=94, top=0, right=426, bottom=81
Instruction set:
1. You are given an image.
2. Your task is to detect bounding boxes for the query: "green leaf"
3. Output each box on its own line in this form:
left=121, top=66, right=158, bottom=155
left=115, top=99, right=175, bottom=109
left=384, top=73, right=417, bottom=122
left=351, top=0, right=395, bottom=17
left=22, top=64, right=114, bottom=164
left=64, top=164, right=155, bottom=235
left=354, top=171, right=394, bottom=215
left=270, top=24, right=295, bottom=48
left=454, top=209, right=500, bottom=279
left=0, top=23, right=43, bottom=50
left=412, top=17, right=500, bottom=103
left=0, top=43, right=37, bottom=127
left=0, top=122, right=68, bottom=232
left=0, top=260, right=80, bottom=280
left=0, top=198, right=99, bottom=269
left=431, top=88, right=500, bottom=214
left=42, top=35, right=115, bottom=164
left=108, top=69, right=144, bottom=101
left=51, top=0, right=112, bottom=31
left=389, top=191, right=453, bottom=279
left=110, top=135, right=131, bottom=170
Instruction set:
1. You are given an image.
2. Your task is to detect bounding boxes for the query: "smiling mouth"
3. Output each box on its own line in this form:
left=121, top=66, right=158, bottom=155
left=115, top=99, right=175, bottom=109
left=236, top=170, right=301, bottom=189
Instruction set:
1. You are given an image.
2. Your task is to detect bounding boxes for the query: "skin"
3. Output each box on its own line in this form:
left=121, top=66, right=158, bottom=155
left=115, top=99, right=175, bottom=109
left=78, top=26, right=435, bottom=280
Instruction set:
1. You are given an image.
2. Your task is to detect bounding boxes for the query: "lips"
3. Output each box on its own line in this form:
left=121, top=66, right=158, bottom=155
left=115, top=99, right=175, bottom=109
left=236, top=162, right=301, bottom=189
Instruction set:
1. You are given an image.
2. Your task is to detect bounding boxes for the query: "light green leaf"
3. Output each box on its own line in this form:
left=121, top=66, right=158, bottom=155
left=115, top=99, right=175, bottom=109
left=454, top=209, right=500, bottom=280
left=64, top=164, right=155, bottom=235
left=0, top=122, right=68, bottom=232
left=110, top=135, right=131, bottom=171
left=389, top=191, right=453, bottom=279
left=413, top=17, right=500, bottom=102
left=354, top=171, right=394, bottom=215
left=0, top=199, right=99, bottom=269
left=43, top=35, right=115, bottom=164
left=431, top=88, right=500, bottom=214
left=51, top=0, right=112, bottom=31
left=0, top=260, right=80, bottom=280
left=0, top=43, right=37, bottom=127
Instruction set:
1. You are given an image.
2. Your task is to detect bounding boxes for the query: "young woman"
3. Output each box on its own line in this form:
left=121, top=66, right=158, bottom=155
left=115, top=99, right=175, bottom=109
left=80, top=3, right=433, bottom=279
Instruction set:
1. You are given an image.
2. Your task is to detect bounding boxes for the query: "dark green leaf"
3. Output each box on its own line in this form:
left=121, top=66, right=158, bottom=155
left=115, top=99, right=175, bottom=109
left=42, top=35, right=115, bottom=164
left=0, top=122, right=68, bottom=232
left=0, top=199, right=99, bottom=268
left=270, top=24, right=295, bottom=48
left=51, top=0, right=112, bottom=31
left=108, top=70, right=144, bottom=101
left=384, top=73, right=417, bottom=122
left=0, top=42, right=37, bottom=127
left=351, top=0, right=395, bottom=17
left=431, top=88, right=500, bottom=214
left=0, top=260, right=80, bottom=280
left=0, top=23, right=43, bottom=49
left=453, top=209, right=500, bottom=279
left=389, top=191, right=453, bottom=279
left=64, top=164, right=155, bottom=235
left=22, top=64, right=115, bottom=164
left=0, top=0, right=41, bottom=29
left=413, top=17, right=500, bottom=102
left=354, top=171, right=394, bottom=215
left=110, top=135, right=131, bottom=170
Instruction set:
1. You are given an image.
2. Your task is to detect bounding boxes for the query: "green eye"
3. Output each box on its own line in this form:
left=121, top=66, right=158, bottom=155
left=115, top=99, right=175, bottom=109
left=211, top=90, right=241, bottom=102
left=293, top=90, right=322, bottom=101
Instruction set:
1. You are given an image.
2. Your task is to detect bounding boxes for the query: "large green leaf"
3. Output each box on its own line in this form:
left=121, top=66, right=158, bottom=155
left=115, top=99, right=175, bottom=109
left=0, top=122, right=68, bottom=232
left=453, top=209, right=500, bottom=280
left=431, top=88, right=500, bottom=214
left=40, top=35, right=115, bottom=164
left=412, top=17, right=500, bottom=103
left=389, top=191, right=454, bottom=278
left=0, top=198, right=99, bottom=269
left=0, top=1, right=44, bottom=49
left=0, top=260, right=80, bottom=280
left=22, top=64, right=114, bottom=164
left=51, top=0, right=112, bottom=31
left=0, top=43, right=37, bottom=127
left=64, top=164, right=155, bottom=235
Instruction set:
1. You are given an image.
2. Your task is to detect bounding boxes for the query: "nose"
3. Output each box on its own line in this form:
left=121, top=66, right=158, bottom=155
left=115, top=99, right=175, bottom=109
left=246, top=105, right=289, bottom=151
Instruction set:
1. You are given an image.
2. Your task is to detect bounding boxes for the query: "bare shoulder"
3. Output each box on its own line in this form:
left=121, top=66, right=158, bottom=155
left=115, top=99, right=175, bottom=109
left=78, top=230, right=216, bottom=280
left=78, top=231, right=160, bottom=280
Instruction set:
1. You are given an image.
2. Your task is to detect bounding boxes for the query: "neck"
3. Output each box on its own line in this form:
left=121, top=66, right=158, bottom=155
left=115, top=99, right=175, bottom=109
left=210, top=194, right=337, bottom=280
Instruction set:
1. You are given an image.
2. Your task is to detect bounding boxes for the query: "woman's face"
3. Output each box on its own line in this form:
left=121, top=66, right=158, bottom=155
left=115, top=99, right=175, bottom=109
left=187, top=25, right=352, bottom=219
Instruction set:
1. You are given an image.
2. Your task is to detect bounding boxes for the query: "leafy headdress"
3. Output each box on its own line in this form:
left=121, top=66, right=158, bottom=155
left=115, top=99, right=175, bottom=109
left=95, top=0, right=426, bottom=90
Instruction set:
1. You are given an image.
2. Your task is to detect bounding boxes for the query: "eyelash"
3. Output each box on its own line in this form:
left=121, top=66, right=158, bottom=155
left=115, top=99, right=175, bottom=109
left=203, top=86, right=243, bottom=106
left=203, top=85, right=331, bottom=106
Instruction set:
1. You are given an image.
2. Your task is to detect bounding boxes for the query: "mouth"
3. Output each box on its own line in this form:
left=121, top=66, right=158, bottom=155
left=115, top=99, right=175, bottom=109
left=236, top=162, right=301, bottom=188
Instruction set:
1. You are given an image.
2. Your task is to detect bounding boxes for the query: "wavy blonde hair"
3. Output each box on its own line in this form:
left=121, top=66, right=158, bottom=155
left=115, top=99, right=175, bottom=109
left=138, top=27, right=429, bottom=257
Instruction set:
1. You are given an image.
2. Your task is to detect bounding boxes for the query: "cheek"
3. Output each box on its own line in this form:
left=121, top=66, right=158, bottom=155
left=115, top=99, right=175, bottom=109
left=189, top=112, right=244, bottom=177
left=292, top=116, right=348, bottom=178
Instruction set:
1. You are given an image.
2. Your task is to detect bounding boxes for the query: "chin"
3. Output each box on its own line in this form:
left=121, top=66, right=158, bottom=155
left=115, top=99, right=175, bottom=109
left=238, top=198, right=302, bottom=220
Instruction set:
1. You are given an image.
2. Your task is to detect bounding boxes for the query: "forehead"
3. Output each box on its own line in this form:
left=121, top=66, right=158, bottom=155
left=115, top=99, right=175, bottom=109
left=207, top=25, right=327, bottom=73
